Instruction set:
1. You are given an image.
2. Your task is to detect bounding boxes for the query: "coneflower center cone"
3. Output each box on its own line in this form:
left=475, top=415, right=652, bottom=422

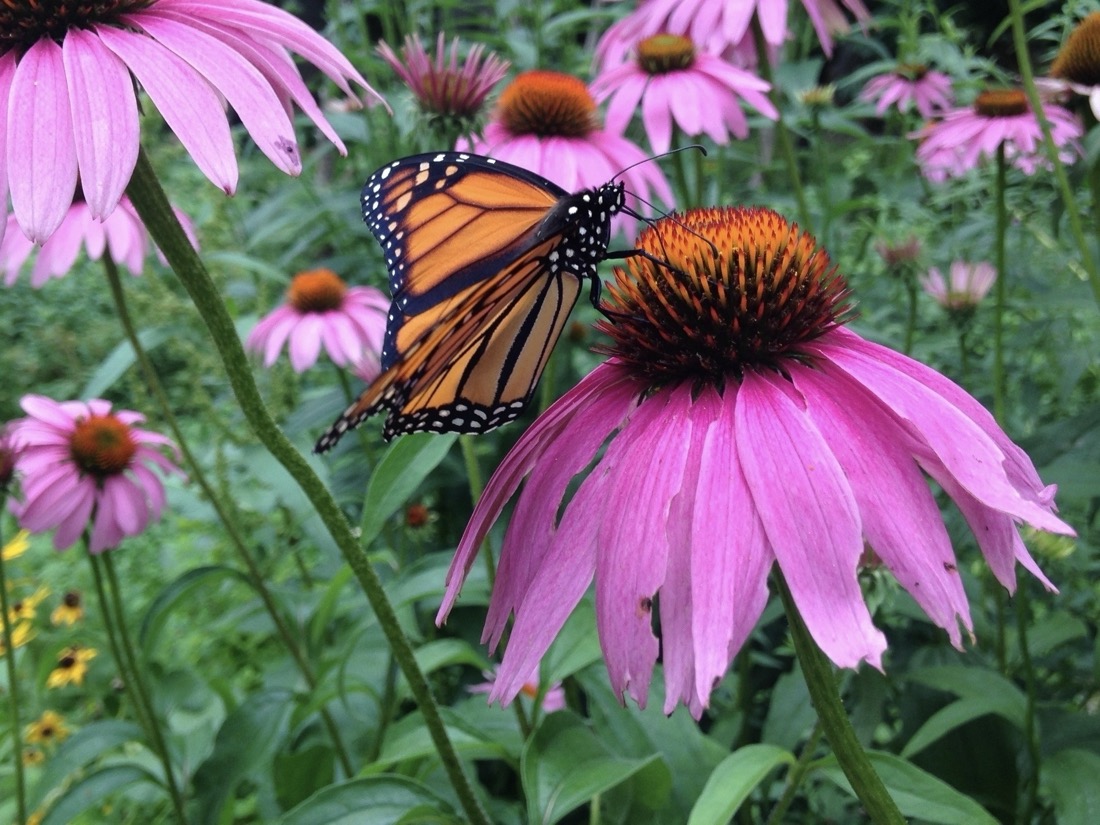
left=498, top=70, right=598, bottom=137
left=287, top=268, right=348, bottom=313
left=973, top=89, right=1029, bottom=118
left=69, top=415, right=136, bottom=477
left=597, top=206, right=853, bottom=384
left=1052, top=12, right=1100, bottom=86
left=0, top=0, right=149, bottom=51
left=638, top=34, right=696, bottom=74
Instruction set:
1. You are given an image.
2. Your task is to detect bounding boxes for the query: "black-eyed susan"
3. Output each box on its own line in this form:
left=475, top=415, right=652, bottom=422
left=0, top=620, right=35, bottom=655
left=51, top=590, right=85, bottom=626
left=25, top=709, right=71, bottom=745
left=46, top=645, right=97, bottom=688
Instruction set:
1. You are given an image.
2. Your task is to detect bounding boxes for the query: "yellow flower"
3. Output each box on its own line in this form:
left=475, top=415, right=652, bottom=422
left=23, top=747, right=45, bottom=766
left=46, top=645, right=97, bottom=688
left=9, top=585, right=50, bottom=622
left=25, top=709, right=71, bottom=745
left=27, top=811, right=44, bottom=825
left=0, top=621, right=35, bottom=655
left=51, top=590, right=85, bottom=626
left=1, top=529, right=30, bottom=560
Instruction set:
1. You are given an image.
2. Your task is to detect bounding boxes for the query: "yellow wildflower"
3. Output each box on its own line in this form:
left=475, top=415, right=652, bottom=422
left=46, top=645, right=97, bottom=688
left=23, top=747, right=45, bottom=766
left=51, top=590, right=85, bottom=626
left=25, top=709, right=71, bottom=745
left=2, top=529, right=30, bottom=560
left=0, top=621, right=35, bottom=655
left=9, top=585, right=50, bottom=622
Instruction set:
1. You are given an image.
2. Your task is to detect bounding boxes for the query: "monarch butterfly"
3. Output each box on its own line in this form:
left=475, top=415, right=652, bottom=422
left=313, top=151, right=630, bottom=452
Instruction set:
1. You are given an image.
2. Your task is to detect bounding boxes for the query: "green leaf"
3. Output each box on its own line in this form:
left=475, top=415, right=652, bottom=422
left=816, top=750, right=998, bottom=825
left=275, top=744, right=336, bottom=812
left=191, top=688, right=296, bottom=824
left=40, top=764, right=161, bottom=825
left=901, top=696, right=1025, bottom=758
left=279, top=775, right=460, bottom=825
left=372, top=706, right=516, bottom=771
left=1043, top=749, right=1100, bottom=825
left=360, top=433, right=457, bottom=543
left=522, top=711, right=665, bottom=825
left=81, top=326, right=172, bottom=399
left=542, top=599, right=602, bottom=686
left=687, top=744, right=795, bottom=825
left=27, top=720, right=143, bottom=811
left=761, top=666, right=815, bottom=750
left=139, top=565, right=251, bottom=653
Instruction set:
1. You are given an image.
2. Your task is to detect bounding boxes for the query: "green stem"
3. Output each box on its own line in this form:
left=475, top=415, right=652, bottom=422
left=126, top=148, right=489, bottom=825
left=459, top=436, right=496, bottom=587
left=903, top=276, right=918, bottom=355
left=1014, top=585, right=1041, bottom=824
left=777, top=574, right=905, bottom=824
left=765, top=721, right=825, bottom=825
left=0, top=516, right=27, bottom=825
left=993, top=144, right=1008, bottom=425
left=751, top=15, right=813, bottom=235
left=88, top=551, right=188, bottom=824
left=1007, top=0, right=1100, bottom=308
left=992, top=580, right=1008, bottom=673
left=99, top=256, right=354, bottom=776
left=957, top=326, right=971, bottom=384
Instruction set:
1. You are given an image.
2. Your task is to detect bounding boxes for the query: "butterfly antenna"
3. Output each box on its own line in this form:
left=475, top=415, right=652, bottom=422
left=611, top=144, right=708, bottom=182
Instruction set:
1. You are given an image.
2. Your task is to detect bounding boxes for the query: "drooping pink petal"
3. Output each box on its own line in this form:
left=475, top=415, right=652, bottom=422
left=95, top=24, right=239, bottom=194
left=62, top=29, right=140, bottom=219
left=7, top=39, right=79, bottom=243
left=735, top=371, right=886, bottom=669
left=0, top=53, right=15, bottom=247
left=53, top=483, right=97, bottom=551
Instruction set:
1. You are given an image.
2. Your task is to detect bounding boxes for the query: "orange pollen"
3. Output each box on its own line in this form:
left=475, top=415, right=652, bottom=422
left=597, top=206, right=853, bottom=386
left=69, top=415, right=136, bottom=477
left=287, top=268, right=348, bottom=313
left=973, top=88, right=1029, bottom=118
left=520, top=682, right=539, bottom=699
left=1052, top=13, right=1100, bottom=86
left=0, top=0, right=151, bottom=53
left=497, top=70, right=598, bottom=138
left=638, top=34, right=696, bottom=74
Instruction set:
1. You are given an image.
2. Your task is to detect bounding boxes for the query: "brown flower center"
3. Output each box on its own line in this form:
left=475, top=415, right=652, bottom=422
left=405, top=503, right=431, bottom=528
left=0, top=0, right=150, bottom=54
left=63, top=590, right=82, bottom=607
left=598, top=207, right=853, bottom=385
left=497, top=70, right=597, bottom=138
left=58, top=654, right=76, bottom=669
left=897, top=62, right=929, bottom=81
left=973, top=88, right=1029, bottom=118
left=69, top=415, right=136, bottom=477
left=287, top=268, right=348, bottom=313
left=637, top=34, right=696, bottom=74
left=1052, top=12, right=1100, bottom=86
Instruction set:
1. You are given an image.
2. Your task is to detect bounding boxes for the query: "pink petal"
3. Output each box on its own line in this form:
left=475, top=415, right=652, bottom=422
left=63, top=29, right=140, bottom=219
left=95, top=24, right=239, bottom=194
left=53, top=483, right=97, bottom=551
left=7, top=39, right=79, bottom=243
left=735, top=371, right=886, bottom=669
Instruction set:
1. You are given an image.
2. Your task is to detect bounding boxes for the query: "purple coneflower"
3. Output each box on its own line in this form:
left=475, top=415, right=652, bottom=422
left=436, top=206, right=1073, bottom=718
left=591, top=34, right=776, bottom=154
left=469, top=666, right=566, bottom=713
left=10, top=396, right=183, bottom=553
left=462, top=70, right=673, bottom=236
left=1, top=197, right=195, bottom=288
left=860, top=64, right=953, bottom=118
left=1047, top=12, right=1100, bottom=120
left=245, top=268, right=388, bottom=373
left=921, top=261, right=996, bottom=312
left=913, top=89, right=1081, bottom=182
left=376, top=32, right=509, bottom=123
left=0, top=0, right=385, bottom=244
left=595, top=0, right=869, bottom=69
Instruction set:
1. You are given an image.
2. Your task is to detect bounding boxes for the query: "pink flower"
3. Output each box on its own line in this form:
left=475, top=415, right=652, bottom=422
left=10, top=396, right=184, bottom=553
left=376, top=32, right=509, bottom=121
left=246, top=268, right=388, bottom=373
left=0, top=425, right=16, bottom=490
left=921, top=261, right=997, bottom=311
left=0, top=0, right=385, bottom=245
left=591, top=34, right=777, bottom=154
left=461, top=70, right=674, bottom=235
left=1047, top=12, right=1100, bottom=121
left=595, top=0, right=870, bottom=69
left=913, top=89, right=1081, bottom=182
left=860, top=66, right=954, bottom=118
left=469, top=666, right=566, bottom=713
left=436, top=206, right=1073, bottom=718
left=1, top=197, right=196, bottom=288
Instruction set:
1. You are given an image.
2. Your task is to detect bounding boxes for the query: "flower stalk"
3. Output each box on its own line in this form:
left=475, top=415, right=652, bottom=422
left=0, top=517, right=28, bottom=825
left=99, top=255, right=355, bottom=776
left=993, top=143, right=1008, bottom=424
left=778, top=573, right=905, bottom=824
left=125, top=148, right=490, bottom=825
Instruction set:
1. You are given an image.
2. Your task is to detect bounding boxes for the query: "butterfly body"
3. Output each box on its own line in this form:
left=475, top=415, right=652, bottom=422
left=314, top=152, right=625, bottom=451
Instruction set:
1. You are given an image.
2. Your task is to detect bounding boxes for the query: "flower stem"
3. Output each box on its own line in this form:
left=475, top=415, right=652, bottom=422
left=0, top=517, right=27, bottom=825
left=459, top=436, right=496, bottom=587
left=1014, top=584, right=1041, bottom=822
left=765, top=720, right=824, bottom=825
left=903, top=276, right=918, bottom=355
left=777, top=574, right=905, bottom=824
left=88, top=550, right=189, bottom=824
left=99, top=255, right=354, bottom=777
left=126, top=148, right=489, bottom=825
left=1006, top=0, right=1100, bottom=309
left=993, top=143, right=1008, bottom=425
left=751, top=15, right=813, bottom=236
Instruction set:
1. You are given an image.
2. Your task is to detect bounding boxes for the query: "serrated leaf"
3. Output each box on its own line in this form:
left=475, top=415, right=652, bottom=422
left=360, top=433, right=457, bottom=543
left=1043, top=749, right=1100, bottom=825
left=687, top=744, right=795, bottom=825
left=522, top=711, right=665, bottom=825
left=279, top=775, right=460, bottom=825
left=816, top=750, right=998, bottom=824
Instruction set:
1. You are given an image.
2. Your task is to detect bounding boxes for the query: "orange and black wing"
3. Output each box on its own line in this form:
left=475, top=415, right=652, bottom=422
left=313, top=152, right=625, bottom=451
